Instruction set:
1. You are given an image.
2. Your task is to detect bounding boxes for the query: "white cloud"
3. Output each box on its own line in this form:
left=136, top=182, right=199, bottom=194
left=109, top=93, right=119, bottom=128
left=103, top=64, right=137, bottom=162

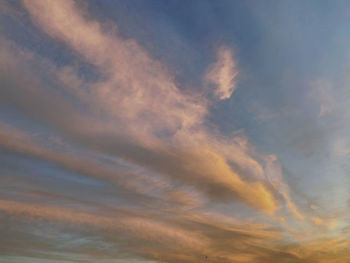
left=206, top=46, right=238, bottom=100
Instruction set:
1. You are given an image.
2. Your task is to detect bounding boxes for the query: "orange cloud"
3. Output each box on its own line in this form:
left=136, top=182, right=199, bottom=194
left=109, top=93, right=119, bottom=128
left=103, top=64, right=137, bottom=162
left=311, top=216, right=323, bottom=226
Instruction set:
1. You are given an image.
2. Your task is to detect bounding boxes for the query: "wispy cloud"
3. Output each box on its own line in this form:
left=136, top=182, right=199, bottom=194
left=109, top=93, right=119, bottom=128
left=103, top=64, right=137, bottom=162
left=0, top=0, right=348, bottom=262
left=17, top=0, right=283, bottom=213
left=206, top=46, right=238, bottom=100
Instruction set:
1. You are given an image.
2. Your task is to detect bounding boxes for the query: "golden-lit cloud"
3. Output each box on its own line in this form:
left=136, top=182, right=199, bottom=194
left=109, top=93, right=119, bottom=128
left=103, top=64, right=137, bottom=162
left=1, top=198, right=348, bottom=263
left=2, top=1, right=346, bottom=262
left=311, top=216, right=323, bottom=226
left=16, top=0, right=287, bottom=213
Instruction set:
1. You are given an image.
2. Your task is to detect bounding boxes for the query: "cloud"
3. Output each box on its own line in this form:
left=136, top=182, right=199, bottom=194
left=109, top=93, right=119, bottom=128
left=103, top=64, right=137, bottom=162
left=15, top=0, right=285, bottom=213
left=311, top=216, right=323, bottom=226
left=0, top=1, right=334, bottom=262
left=205, top=46, right=238, bottom=100
left=0, top=200, right=210, bottom=260
left=3, top=198, right=345, bottom=263
left=0, top=199, right=301, bottom=263
left=0, top=122, right=205, bottom=211
left=22, top=0, right=207, bottom=136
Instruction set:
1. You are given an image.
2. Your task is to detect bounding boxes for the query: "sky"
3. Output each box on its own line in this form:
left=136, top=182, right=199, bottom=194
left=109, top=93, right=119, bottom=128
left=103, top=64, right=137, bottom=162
left=1, top=0, right=350, bottom=262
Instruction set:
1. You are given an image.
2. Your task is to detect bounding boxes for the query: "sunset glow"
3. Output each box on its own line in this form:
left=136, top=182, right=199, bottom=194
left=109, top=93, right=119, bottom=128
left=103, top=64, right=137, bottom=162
left=1, top=1, right=350, bottom=262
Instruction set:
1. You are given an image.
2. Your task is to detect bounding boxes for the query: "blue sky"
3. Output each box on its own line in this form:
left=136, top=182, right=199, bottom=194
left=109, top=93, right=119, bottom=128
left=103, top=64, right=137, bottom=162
left=1, top=1, right=350, bottom=262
